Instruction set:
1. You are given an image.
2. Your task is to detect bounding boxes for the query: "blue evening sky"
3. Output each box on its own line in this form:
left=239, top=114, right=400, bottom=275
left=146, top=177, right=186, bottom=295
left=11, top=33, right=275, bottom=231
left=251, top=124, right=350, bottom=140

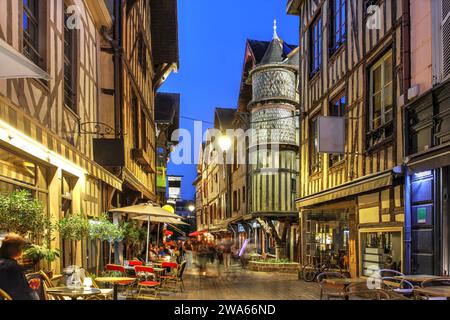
left=160, top=0, right=299, bottom=201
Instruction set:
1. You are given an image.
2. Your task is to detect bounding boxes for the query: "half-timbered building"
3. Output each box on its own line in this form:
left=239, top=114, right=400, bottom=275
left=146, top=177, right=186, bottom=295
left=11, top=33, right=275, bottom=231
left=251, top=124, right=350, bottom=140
left=287, top=0, right=409, bottom=276
left=0, top=0, right=122, bottom=272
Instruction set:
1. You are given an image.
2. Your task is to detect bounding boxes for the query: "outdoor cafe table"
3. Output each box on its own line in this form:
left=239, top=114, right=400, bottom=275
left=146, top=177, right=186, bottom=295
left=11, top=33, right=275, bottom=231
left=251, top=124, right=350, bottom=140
left=395, top=275, right=442, bottom=285
left=414, top=286, right=450, bottom=299
left=323, top=278, right=367, bottom=300
left=46, top=287, right=101, bottom=300
left=95, top=277, right=135, bottom=300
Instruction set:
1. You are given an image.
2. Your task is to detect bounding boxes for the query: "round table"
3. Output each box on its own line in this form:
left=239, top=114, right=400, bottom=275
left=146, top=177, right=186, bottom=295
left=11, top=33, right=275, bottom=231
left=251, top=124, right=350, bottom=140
left=95, top=277, right=135, bottom=300
left=46, top=287, right=101, bottom=300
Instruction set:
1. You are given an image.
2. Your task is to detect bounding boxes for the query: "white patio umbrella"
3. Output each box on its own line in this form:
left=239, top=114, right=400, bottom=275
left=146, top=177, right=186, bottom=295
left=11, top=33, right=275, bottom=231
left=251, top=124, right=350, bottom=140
left=109, top=203, right=182, bottom=264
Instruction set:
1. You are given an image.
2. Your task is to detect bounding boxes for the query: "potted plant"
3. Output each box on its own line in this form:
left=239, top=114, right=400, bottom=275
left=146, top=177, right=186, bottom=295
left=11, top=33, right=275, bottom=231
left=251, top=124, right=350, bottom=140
left=58, top=213, right=89, bottom=265
left=23, top=244, right=60, bottom=278
left=89, top=214, right=124, bottom=264
left=0, top=190, right=51, bottom=238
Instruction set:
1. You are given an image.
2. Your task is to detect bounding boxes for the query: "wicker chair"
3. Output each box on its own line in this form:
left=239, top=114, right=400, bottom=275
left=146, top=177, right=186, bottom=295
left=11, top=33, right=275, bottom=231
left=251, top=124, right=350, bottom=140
left=160, top=261, right=187, bottom=292
left=0, top=288, right=12, bottom=301
left=346, top=282, right=397, bottom=300
left=316, top=272, right=347, bottom=300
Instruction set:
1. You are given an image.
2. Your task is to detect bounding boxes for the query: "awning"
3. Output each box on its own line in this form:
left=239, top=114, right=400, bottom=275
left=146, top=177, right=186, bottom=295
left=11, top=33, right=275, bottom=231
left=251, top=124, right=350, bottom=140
left=297, top=171, right=393, bottom=208
left=405, top=143, right=450, bottom=173
left=0, top=38, right=50, bottom=80
left=189, top=230, right=207, bottom=237
left=167, top=224, right=186, bottom=236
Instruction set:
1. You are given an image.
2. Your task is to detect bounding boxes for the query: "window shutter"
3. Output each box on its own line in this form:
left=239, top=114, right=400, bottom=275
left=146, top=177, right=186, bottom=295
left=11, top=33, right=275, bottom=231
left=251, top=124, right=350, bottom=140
left=442, top=0, right=450, bottom=79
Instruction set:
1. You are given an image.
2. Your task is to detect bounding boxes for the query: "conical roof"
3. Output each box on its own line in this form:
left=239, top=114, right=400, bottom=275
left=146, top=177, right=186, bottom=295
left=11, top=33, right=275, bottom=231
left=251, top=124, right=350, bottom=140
left=259, top=20, right=296, bottom=66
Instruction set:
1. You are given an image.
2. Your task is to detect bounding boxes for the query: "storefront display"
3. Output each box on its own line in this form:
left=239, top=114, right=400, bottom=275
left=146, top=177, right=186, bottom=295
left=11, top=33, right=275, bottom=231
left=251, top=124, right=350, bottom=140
left=304, top=211, right=349, bottom=268
left=359, top=228, right=402, bottom=276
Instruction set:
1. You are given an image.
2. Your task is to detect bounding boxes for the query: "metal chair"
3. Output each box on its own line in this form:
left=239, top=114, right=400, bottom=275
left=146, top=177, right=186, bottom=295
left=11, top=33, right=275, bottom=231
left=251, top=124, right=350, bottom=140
left=378, top=269, right=404, bottom=278
left=316, top=272, right=347, bottom=300
left=382, top=277, right=414, bottom=297
left=160, top=261, right=187, bottom=292
left=0, top=288, right=12, bottom=301
left=135, top=266, right=160, bottom=300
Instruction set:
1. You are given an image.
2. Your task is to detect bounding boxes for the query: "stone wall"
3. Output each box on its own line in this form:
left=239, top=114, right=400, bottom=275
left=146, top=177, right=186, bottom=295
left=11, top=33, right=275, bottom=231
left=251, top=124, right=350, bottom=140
left=248, top=261, right=300, bottom=274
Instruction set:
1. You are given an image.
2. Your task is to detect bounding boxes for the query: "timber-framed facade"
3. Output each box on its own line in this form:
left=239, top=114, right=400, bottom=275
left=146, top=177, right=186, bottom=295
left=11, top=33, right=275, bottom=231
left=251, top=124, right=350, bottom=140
left=288, top=0, right=408, bottom=276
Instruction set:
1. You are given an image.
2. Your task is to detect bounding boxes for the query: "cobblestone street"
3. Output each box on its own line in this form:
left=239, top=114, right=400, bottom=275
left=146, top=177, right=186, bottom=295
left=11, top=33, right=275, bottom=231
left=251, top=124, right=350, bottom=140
left=165, top=263, right=320, bottom=300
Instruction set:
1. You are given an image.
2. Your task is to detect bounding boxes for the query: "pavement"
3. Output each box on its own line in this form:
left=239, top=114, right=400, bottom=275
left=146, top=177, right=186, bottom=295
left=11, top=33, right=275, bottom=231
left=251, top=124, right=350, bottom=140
left=163, top=262, right=321, bottom=300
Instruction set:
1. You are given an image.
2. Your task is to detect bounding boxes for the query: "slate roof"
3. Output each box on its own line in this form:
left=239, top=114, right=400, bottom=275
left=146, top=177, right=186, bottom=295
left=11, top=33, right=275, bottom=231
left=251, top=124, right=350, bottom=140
left=214, top=108, right=237, bottom=130
left=151, top=0, right=179, bottom=68
left=155, top=93, right=180, bottom=124
left=247, top=39, right=296, bottom=65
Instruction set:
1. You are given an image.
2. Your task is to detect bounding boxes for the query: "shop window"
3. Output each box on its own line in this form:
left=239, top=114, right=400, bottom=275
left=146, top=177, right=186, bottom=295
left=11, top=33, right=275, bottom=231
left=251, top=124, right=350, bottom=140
left=304, top=211, right=349, bottom=269
left=360, top=229, right=402, bottom=277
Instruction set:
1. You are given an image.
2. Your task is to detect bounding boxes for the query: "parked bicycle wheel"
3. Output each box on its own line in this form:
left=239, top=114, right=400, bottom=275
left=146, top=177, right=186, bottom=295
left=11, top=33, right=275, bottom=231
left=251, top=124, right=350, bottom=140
left=301, top=265, right=317, bottom=282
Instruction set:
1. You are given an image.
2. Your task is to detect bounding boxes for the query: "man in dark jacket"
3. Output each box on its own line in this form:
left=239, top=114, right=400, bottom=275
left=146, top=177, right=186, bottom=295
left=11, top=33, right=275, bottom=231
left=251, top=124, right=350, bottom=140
left=0, top=233, right=39, bottom=300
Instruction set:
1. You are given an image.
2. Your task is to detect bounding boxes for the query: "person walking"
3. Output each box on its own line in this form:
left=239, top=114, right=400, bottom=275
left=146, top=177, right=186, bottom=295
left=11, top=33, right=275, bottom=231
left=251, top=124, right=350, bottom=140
left=223, top=240, right=232, bottom=269
left=184, top=240, right=193, bottom=269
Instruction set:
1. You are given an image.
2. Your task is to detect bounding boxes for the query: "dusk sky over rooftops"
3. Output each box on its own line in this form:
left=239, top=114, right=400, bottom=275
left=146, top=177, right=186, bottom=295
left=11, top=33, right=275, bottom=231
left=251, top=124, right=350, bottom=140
left=160, top=0, right=299, bottom=200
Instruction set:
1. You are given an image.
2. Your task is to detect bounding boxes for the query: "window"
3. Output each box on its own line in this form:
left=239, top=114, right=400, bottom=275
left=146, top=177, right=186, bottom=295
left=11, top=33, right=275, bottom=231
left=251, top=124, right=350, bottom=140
left=291, top=178, right=297, bottom=194
left=330, top=0, right=346, bottom=52
left=141, top=110, right=147, bottom=151
left=367, top=53, right=394, bottom=148
left=309, top=117, right=321, bottom=174
left=131, top=93, right=139, bottom=149
left=64, top=6, right=77, bottom=112
left=310, top=14, right=322, bottom=76
left=233, top=190, right=238, bottom=212
left=23, top=0, right=40, bottom=65
left=329, top=95, right=346, bottom=166
left=138, top=33, right=147, bottom=77
left=369, top=52, right=393, bottom=144
left=242, top=186, right=245, bottom=203
left=238, top=189, right=241, bottom=210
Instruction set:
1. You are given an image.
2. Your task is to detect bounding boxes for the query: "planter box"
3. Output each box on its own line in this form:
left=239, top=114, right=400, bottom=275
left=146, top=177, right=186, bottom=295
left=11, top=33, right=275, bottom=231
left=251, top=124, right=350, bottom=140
left=248, top=261, right=300, bottom=274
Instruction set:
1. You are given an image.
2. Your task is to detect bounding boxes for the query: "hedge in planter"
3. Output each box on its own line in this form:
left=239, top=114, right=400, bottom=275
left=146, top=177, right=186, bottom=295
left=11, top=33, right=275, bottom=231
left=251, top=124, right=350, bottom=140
left=0, top=190, right=51, bottom=238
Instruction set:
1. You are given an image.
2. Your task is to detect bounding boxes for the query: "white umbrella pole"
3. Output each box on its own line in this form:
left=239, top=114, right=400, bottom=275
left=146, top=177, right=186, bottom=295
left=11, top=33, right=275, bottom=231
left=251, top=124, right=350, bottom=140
left=146, top=216, right=150, bottom=265
left=157, top=223, right=160, bottom=246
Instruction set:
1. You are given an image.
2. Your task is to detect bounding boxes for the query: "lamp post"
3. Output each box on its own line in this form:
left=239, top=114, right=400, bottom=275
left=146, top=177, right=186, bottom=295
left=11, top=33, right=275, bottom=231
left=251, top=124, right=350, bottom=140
left=218, top=134, right=232, bottom=223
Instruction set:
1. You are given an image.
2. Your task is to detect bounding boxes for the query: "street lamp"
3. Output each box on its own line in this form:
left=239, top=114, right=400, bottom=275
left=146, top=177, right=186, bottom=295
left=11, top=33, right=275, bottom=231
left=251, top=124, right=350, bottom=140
left=218, top=135, right=232, bottom=153
left=188, top=204, right=195, bottom=212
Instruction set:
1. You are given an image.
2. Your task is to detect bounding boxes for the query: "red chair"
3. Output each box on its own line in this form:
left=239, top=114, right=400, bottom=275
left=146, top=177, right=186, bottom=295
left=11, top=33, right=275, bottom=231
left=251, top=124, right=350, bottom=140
left=106, top=264, right=126, bottom=273
left=105, top=264, right=135, bottom=284
left=135, top=266, right=160, bottom=300
left=127, top=260, right=143, bottom=267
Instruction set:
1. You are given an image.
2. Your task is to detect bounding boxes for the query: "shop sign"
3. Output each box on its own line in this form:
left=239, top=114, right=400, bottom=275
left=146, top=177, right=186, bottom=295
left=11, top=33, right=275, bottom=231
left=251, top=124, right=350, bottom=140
left=256, top=218, right=273, bottom=235
left=156, top=166, right=167, bottom=188
left=237, top=223, right=245, bottom=233
left=417, top=207, right=427, bottom=224
left=318, top=116, right=345, bottom=154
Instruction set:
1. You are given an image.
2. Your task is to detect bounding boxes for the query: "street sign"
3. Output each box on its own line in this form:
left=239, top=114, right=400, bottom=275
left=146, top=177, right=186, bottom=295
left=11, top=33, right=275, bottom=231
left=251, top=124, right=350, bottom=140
left=318, top=116, right=345, bottom=154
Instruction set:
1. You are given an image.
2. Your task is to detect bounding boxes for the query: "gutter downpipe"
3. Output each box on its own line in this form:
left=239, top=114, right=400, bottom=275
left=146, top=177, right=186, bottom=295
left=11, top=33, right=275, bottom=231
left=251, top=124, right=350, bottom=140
left=402, top=0, right=412, bottom=274
left=113, top=0, right=124, bottom=265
